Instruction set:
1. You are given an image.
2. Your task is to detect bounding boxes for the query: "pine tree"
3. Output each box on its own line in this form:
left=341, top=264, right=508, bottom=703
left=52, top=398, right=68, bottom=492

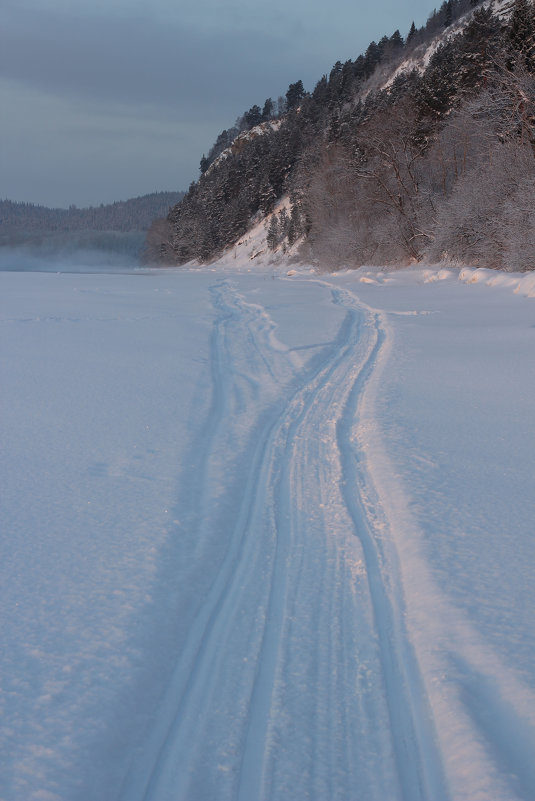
left=407, top=21, right=417, bottom=46
left=288, top=202, right=303, bottom=245
left=266, top=214, right=279, bottom=250
left=262, top=98, right=274, bottom=121
left=244, top=105, right=262, bottom=128
left=390, top=30, right=404, bottom=49
left=286, top=80, right=306, bottom=110
left=509, top=0, right=535, bottom=69
left=443, top=0, right=453, bottom=28
left=460, top=6, right=501, bottom=88
left=378, top=35, right=390, bottom=59
left=363, top=41, right=381, bottom=76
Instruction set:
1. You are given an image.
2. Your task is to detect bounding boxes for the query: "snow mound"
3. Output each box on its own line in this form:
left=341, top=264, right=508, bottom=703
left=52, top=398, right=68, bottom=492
left=458, top=267, right=535, bottom=297
left=423, top=269, right=454, bottom=282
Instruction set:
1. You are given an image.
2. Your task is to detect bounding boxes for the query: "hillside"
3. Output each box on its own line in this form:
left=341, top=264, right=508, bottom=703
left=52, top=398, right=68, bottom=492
left=147, top=0, right=535, bottom=272
left=0, top=191, right=184, bottom=241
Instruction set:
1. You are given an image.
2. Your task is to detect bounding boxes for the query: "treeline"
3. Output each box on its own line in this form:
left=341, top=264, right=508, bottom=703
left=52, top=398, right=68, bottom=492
left=148, top=0, right=535, bottom=271
left=0, top=191, right=184, bottom=238
left=301, top=1, right=535, bottom=271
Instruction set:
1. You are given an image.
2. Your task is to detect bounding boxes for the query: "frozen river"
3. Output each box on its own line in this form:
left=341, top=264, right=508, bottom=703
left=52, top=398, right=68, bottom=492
left=1, top=263, right=535, bottom=800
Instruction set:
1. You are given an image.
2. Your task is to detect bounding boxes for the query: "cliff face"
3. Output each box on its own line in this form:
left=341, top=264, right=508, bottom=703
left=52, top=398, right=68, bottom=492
left=150, top=0, right=535, bottom=272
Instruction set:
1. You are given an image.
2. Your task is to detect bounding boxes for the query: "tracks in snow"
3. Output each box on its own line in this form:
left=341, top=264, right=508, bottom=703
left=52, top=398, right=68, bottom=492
left=121, top=279, right=448, bottom=801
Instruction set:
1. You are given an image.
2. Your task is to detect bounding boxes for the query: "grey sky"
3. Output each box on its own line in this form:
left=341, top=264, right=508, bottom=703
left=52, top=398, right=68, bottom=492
left=1, top=0, right=435, bottom=207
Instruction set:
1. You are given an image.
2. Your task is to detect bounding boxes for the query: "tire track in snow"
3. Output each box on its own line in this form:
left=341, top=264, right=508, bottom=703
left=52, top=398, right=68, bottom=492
left=121, top=281, right=367, bottom=800
left=328, top=285, right=450, bottom=801
left=235, top=304, right=371, bottom=801
left=119, top=280, right=286, bottom=800
left=241, top=282, right=449, bottom=801
left=122, top=278, right=449, bottom=801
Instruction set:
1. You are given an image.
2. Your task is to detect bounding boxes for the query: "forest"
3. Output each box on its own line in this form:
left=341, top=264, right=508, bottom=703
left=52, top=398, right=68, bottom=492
left=147, top=0, right=535, bottom=272
left=0, top=191, right=184, bottom=243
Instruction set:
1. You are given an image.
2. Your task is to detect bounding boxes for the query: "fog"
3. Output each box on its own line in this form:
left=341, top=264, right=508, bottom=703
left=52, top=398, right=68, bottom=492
left=0, top=231, right=148, bottom=273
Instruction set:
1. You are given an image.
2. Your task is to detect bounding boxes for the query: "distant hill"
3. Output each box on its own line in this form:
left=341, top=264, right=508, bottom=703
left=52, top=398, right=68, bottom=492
left=0, top=191, right=185, bottom=240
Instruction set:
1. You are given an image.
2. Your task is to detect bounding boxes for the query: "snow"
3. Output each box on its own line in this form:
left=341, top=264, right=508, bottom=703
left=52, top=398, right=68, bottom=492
left=1, top=259, right=534, bottom=801
left=204, top=120, right=282, bottom=176
left=381, top=0, right=516, bottom=92
left=183, top=194, right=302, bottom=270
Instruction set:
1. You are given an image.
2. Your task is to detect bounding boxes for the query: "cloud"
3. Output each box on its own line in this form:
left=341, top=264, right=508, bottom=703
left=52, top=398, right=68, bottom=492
left=1, top=77, right=213, bottom=206
left=0, top=4, right=313, bottom=122
left=1, top=0, right=438, bottom=206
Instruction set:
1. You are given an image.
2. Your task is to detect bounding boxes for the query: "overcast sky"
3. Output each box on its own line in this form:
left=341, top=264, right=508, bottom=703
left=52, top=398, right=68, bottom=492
left=1, top=0, right=435, bottom=208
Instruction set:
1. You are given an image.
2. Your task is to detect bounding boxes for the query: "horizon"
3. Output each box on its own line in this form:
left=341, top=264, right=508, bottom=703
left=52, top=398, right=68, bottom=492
left=1, top=189, right=183, bottom=212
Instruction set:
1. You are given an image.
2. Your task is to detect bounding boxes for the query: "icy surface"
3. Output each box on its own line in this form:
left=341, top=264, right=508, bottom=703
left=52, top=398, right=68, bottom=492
left=1, top=263, right=534, bottom=801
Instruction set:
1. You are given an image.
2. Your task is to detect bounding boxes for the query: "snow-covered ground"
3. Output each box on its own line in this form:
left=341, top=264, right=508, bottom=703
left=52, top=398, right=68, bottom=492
left=1, top=261, right=534, bottom=801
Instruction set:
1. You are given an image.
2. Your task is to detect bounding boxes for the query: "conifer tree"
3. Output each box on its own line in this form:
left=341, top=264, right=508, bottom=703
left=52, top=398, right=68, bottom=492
left=509, top=0, right=535, bottom=69
left=244, top=105, right=262, bottom=128
left=407, top=21, right=417, bottom=46
left=364, top=41, right=381, bottom=75
left=286, top=80, right=306, bottom=110
left=266, top=214, right=279, bottom=250
left=390, top=30, right=404, bottom=49
left=262, top=98, right=274, bottom=121
left=443, top=0, right=453, bottom=28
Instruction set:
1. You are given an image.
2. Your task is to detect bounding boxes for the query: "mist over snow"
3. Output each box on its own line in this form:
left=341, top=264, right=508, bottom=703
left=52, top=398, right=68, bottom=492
left=0, top=233, right=146, bottom=273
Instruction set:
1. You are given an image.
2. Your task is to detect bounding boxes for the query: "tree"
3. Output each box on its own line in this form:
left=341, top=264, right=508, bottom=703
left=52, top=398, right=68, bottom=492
left=145, top=217, right=174, bottom=264
left=363, top=41, right=382, bottom=76
left=262, top=98, right=274, bottom=121
left=244, top=104, right=262, bottom=128
left=509, top=0, right=535, bottom=70
left=390, top=30, right=404, bottom=49
left=329, top=61, right=343, bottom=81
left=266, top=214, right=279, bottom=250
left=443, top=0, right=453, bottom=28
left=354, top=98, right=434, bottom=260
left=427, top=79, right=535, bottom=268
left=430, top=142, right=528, bottom=267
left=286, top=80, right=306, bottom=110
left=378, top=35, right=391, bottom=58
left=502, top=173, right=535, bottom=270
left=288, top=202, right=303, bottom=245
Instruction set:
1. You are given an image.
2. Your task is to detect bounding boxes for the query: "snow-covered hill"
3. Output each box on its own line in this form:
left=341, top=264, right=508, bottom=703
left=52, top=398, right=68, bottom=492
left=152, top=0, right=535, bottom=273
left=383, top=0, right=516, bottom=89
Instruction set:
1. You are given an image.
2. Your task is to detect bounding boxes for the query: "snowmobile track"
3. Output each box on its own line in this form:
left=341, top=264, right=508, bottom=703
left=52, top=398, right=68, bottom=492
left=121, top=279, right=448, bottom=801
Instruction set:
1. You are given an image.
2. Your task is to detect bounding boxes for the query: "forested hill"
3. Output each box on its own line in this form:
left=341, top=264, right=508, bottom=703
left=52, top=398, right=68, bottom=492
left=148, top=0, right=535, bottom=272
left=0, top=192, right=184, bottom=239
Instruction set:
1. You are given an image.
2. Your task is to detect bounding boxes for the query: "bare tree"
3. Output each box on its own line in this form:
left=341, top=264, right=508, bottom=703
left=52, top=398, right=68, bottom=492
left=353, top=99, right=435, bottom=260
left=430, top=139, right=534, bottom=267
left=144, top=216, right=175, bottom=264
left=427, top=72, right=535, bottom=268
left=502, top=173, right=535, bottom=271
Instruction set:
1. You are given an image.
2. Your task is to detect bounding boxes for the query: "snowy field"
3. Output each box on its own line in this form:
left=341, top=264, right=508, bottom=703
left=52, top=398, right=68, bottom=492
left=1, top=261, right=535, bottom=801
